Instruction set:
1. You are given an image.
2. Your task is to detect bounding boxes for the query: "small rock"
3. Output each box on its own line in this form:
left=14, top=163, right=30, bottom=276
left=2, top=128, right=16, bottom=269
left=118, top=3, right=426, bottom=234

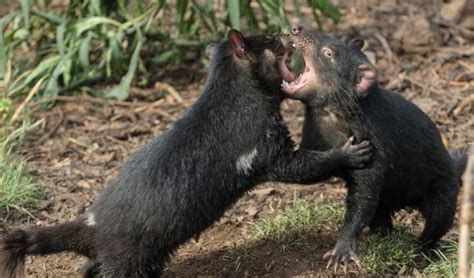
left=245, top=205, right=258, bottom=217
left=78, top=180, right=91, bottom=189
left=36, top=200, right=51, bottom=211
left=219, top=216, right=230, bottom=225
left=440, top=0, right=468, bottom=23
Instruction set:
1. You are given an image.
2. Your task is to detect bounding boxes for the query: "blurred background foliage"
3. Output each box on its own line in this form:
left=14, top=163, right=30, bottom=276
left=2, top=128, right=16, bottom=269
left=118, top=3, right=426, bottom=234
left=0, top=0, right=340, bottom=103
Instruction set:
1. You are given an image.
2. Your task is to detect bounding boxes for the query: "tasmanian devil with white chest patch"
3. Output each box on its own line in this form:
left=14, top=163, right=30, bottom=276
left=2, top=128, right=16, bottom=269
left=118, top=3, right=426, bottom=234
left=278, top=25, right=468, bottom=272
left=0, top=30, right=371, bottom=277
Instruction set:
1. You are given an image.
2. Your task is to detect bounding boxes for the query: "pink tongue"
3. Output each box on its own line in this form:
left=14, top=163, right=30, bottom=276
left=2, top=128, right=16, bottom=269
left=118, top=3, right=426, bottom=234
left=279, top=61, right=296, bottom=82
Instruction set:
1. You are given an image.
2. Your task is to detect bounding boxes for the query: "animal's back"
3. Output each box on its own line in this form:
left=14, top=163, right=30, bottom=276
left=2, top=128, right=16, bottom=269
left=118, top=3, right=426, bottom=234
left=362, top=89, right=454, bottom=206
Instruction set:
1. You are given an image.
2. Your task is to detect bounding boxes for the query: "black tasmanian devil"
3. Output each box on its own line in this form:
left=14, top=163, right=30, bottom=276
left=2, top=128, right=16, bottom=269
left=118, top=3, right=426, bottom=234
left=0, top=30, right=372, bottom=277
left=278, top=25, right=468, bottom=272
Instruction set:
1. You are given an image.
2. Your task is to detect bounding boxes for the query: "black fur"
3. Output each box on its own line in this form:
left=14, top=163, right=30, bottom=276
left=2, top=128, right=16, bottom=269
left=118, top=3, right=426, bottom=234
left=0, top=31, right=371, bottom=277
left=283, top=27, right=469, bottom=268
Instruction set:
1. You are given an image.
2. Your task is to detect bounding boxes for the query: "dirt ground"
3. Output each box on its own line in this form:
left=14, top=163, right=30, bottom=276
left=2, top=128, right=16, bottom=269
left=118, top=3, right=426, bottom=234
left=4, top=0, right=473, bottom=277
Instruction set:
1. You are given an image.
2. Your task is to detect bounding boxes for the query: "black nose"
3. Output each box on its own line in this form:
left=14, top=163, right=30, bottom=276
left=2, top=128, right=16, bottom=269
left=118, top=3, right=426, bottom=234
left=291, top=25, right=303, bottom=35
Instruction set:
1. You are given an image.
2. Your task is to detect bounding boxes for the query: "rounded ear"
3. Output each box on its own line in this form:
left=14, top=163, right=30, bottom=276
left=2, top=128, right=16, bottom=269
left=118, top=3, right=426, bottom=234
left=355, top=64, right=377, bottom=97
left=205, top=43, right=218, bottom=59
left=227, top=29, right=246, bottom=59
left=349, top=38, right=365, bottom=51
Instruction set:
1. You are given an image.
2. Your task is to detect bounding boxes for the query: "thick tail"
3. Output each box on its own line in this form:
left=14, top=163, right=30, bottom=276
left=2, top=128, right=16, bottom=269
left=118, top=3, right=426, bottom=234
left=449, top=146, right=469, bottom=184
left=0, top=219, right=95, bottom=278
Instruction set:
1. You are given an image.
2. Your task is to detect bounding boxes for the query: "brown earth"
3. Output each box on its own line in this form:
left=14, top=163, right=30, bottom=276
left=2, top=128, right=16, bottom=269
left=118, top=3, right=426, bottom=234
left=3, top=0, right=473, bottom=277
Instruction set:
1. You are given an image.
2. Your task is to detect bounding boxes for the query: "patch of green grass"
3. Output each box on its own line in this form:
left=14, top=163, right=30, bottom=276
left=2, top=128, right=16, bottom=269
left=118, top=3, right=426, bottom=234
left=251, top=197, right=426, bottom=274
left=0, top=156, right=42, bottom=218
left=0, top=97, right=43, bottom=218
left=223, top=244, right=254, bottom=272
left=424, top=238, right=474, bottom=277
left=358, top=228, right=418, bottom=273
left=251, top=195, right=344, bottom=251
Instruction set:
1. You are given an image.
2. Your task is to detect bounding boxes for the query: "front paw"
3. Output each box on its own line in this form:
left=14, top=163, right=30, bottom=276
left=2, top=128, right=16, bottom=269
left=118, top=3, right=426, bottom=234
left=323, top=241, right=361, bottom=273
left=340, top=136, right=371, bottom=168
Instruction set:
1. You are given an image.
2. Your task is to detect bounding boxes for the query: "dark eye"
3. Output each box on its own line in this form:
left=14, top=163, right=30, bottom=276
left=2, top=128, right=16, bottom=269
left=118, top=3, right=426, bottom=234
left=264, top=36, right=274, bottom=43
left=322, top=47, right=332, bottom=58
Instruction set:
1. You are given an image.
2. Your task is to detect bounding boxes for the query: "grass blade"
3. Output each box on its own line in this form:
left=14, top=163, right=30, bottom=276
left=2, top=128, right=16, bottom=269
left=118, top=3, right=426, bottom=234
left=105, top=29, right=143, bottom=100
left=0, top=22, right=6, bottom=79
left=79, top=32, right=93, bottom=68
left=316, top=0, right=341, bottom=23
left=176, top=0, right=188, bottom=35
left=56, top=22, right=66, bottom=57
left=227, top=0, right=241, bottom=30
left=31, top=9, right=65, bottom=24
left=9, top=76, right=47, bottom=124
left=21, top=56, right=61, bottom=89
left=20, top=0, right=30, bottom=28
left=75, top=17, right=121, bottom=36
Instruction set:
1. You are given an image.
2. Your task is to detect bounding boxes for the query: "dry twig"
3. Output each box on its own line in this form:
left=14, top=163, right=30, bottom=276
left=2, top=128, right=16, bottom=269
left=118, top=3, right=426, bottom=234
left=9, top=76, right=47, bottom=124
left=453, top=95, right=474, bottom=116
left=402, top=76, right=447, bottom=96
left=458, top=155, right=473, bottom=278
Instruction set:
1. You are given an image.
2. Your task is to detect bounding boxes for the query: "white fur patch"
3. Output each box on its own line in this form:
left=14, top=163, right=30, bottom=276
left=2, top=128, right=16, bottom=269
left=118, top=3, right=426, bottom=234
left=236, top=148, right=258, bottom=175
left=85, top=212, right=96, bottom=226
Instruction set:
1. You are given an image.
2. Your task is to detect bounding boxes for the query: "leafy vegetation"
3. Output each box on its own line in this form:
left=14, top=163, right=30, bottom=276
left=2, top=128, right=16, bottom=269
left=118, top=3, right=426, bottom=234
left=0, top=55, right=43, bottom=216
left=0, top=156, right=42, bottom=218
left=0, top=97, right=43, bottom=216
left=1, top=0, right=341, bottom=101
left=425, top=238, right=474, bottom=277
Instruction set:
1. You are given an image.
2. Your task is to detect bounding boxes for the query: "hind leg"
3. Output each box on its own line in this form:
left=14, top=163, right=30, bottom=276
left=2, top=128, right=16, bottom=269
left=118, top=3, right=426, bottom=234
left=368, top=205, right=393, bottom=236
left=95, top=240, right=170, bottom=278
left=419, top=178, right=459, bottom=254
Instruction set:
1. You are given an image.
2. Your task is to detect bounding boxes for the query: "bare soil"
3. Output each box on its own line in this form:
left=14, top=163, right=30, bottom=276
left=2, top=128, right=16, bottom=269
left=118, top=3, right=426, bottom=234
left=4, top=0, right=473, bottom=276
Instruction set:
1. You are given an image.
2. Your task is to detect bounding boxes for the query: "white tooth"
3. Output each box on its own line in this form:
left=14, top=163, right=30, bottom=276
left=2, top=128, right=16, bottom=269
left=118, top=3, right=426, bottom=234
left=292, top=43, right=296, bottom=48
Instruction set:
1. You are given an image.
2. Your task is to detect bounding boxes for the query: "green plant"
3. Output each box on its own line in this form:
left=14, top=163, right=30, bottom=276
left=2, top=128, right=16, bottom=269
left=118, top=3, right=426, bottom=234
left=1, top=0, right=341, bottom=101
left=424, top=238, right=474, bottom=277
left=0, top=60, right=43, bottom=217
left=252, top=195, right=344, bottom=250
left=252, top=197, right=447, bottom=274
left=223, top=244, right=254, bottom=272
left=358, top=228, right=418, bottom=273
left=0, top=156, right=42, bottom=218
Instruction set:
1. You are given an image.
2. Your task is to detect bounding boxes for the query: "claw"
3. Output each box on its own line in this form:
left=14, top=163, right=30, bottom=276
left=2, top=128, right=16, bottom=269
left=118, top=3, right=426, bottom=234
left=326, top=258, right=332, bottom=270
left=324, top=249, right=335, bottom=269
left=350, top=252, right=362, bottom=269
left=323, top=249, right=334, bottom=260
left=324, top=248, right=362, bottom=274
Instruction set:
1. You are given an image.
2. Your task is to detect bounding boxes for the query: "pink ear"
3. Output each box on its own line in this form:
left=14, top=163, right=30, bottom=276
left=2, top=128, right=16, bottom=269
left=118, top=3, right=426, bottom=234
left=356, top=64, right=377, bottom=97
left=227, top=29, right=246, bottom=59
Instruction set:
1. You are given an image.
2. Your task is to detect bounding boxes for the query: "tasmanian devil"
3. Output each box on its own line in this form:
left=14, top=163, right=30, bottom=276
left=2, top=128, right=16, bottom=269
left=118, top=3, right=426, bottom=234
left=0, top=30, right=371, bottom=277
left=278, top=25, right=468, bottom=272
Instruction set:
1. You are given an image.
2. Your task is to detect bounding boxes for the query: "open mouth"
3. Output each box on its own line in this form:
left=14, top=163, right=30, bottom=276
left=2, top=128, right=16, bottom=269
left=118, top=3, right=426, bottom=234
left=278, top=42, right=314, bottom=94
